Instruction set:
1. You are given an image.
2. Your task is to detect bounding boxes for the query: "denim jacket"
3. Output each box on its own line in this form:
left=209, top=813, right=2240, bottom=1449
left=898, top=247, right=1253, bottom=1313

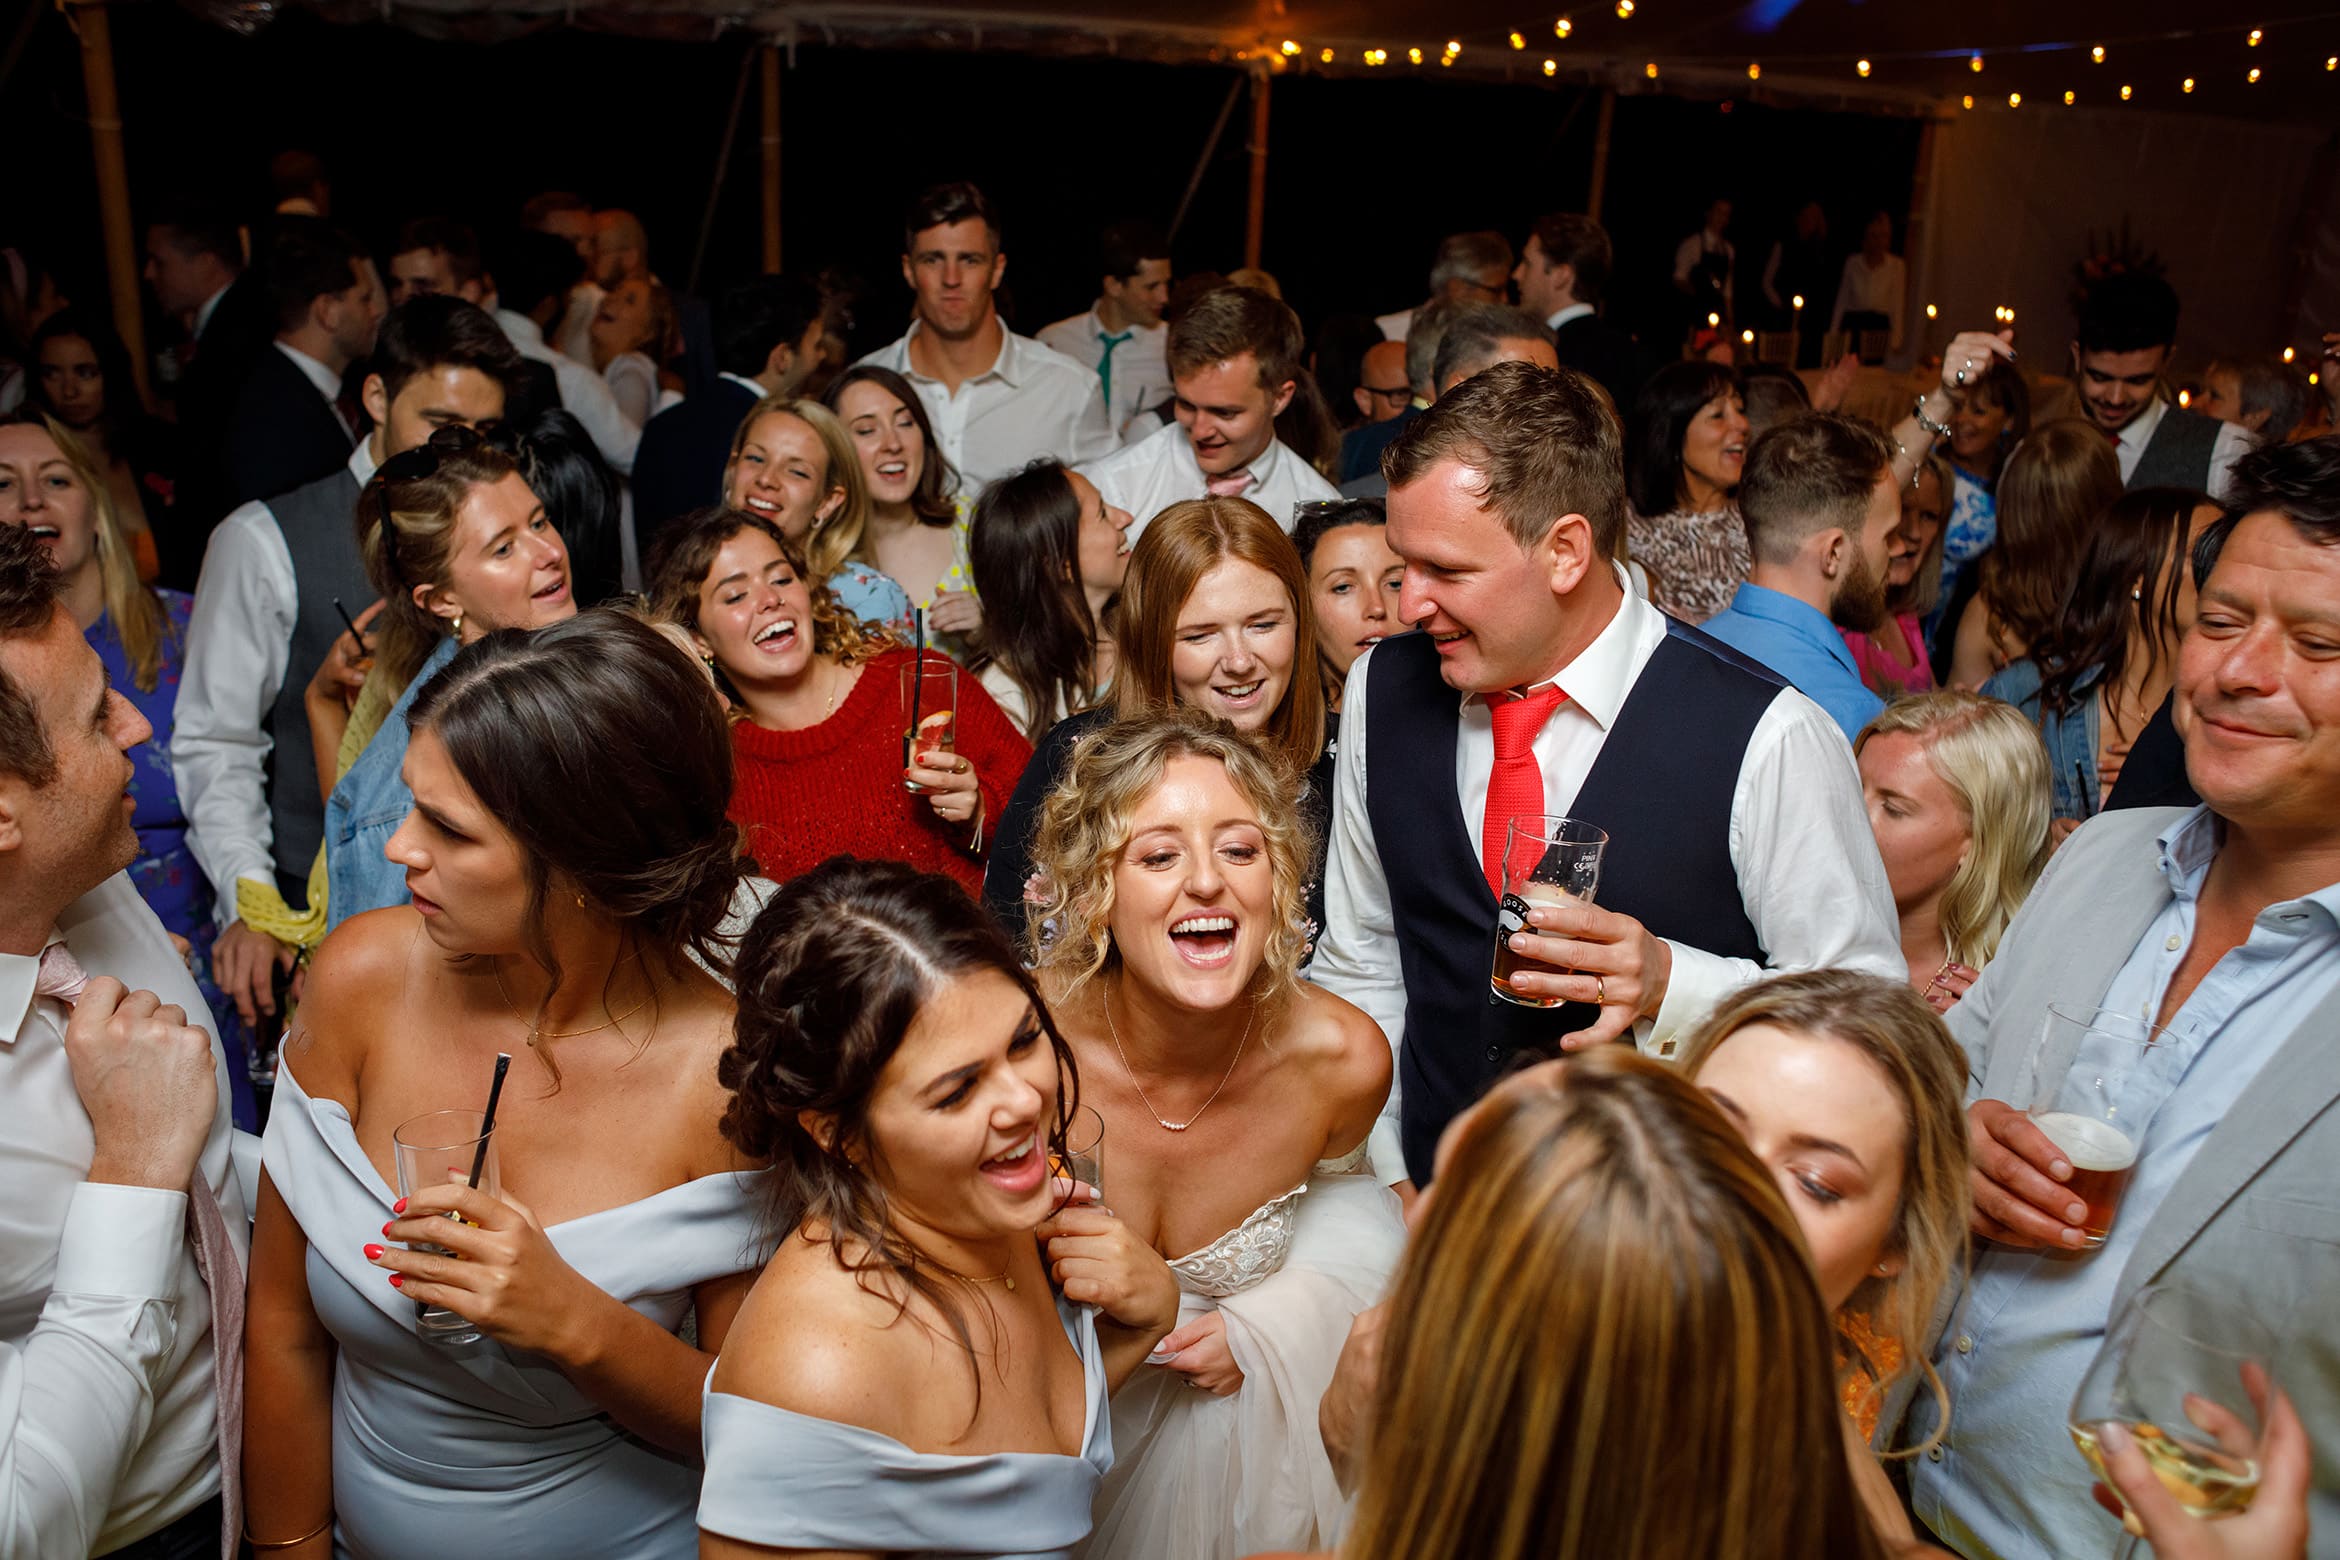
left=1981, top=656, right=2101, bottom=822
left=324, top=636, right=460, bottom=933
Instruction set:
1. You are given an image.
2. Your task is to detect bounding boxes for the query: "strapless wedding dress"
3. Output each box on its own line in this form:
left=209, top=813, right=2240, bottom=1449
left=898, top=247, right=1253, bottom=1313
left=1079, top=1143, right=1405, bottom=1560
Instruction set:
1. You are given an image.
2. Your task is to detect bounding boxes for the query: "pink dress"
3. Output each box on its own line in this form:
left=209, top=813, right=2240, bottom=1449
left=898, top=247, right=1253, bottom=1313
left=1842, top=613, right=1937, bottom=701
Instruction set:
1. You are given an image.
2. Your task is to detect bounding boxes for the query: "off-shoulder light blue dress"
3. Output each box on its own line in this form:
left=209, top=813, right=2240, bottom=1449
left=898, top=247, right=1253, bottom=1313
left=697, top=1293, right=1112, bottom=1559
left=262, top=1061, right=770, bottom=1559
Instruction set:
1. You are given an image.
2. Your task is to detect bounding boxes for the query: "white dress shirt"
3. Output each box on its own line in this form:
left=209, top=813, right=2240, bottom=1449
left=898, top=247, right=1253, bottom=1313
left=860, top=323, right=1117, bottom=492
left=1310, top=577, right=1902, bottom=1169
left=2113, top=395, right=2251, bottom=502
left=190, top=286, right=230, bottom=345
left=495, top=309, right=641, bottom=474
left=1078, top=419, right=1340, bottom=541
left=554, top=281, right=603, bottom=367
left=1374, top=307, right=1416, bottom=343
left=0, top=873, right=247, bottom=1558
left=175, top=440, right=380, bottom=929
left=1673, top=231, right=1736, bottom=292
left=1034, top=307, right=1172, bottom=446
left=1547, top=302, right=1595, bottom=332
left=1829, top=252, right=1908, bottom=349
left=275, top=341, right=355, bottom=441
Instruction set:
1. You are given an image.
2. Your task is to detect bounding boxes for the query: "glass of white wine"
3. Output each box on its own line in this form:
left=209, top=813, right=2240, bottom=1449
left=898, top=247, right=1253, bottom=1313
left=2068, top=1282, right=2277, bottom=1559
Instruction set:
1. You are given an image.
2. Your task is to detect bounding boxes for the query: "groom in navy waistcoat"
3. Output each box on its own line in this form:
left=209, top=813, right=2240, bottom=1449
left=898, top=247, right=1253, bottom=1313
left=1310, top=362, right=1901, bottom=1191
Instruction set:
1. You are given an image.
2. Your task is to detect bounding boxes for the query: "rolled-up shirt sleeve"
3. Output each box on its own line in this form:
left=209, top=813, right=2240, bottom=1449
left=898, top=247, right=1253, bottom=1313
left=0, top=1184, right=187, bottom=1560
left=173, top=505, right=296, bottom=931
left=1648, top=687, right=1904, bottom=1055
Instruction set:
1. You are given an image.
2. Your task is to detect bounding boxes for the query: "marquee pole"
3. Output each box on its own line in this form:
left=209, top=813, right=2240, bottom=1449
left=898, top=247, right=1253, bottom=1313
left=1244, top=67, right=1271, bottom=272
left=67, top=0, right=150, bottom=409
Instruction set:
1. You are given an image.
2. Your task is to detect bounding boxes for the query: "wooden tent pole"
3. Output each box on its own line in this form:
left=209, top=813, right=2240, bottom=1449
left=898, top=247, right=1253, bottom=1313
left=1586, top=86, right=1617, bottom=223
left=1168, top=73, right=1246, bottom=246
left=1903, top=116, right=1942, bottom=366
left=67, top=0, right=150, bottom=410
left=760, top=44, right=782, bottom=271
left=1243, top=67, right=1271, bottom=272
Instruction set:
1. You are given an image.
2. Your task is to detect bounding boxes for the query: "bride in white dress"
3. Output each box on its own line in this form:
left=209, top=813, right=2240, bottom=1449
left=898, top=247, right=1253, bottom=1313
left=1027, top=710, right=1405, bottom=1560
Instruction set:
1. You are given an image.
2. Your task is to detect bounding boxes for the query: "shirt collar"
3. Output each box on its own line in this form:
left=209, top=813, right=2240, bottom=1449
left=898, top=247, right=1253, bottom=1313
left=348, top=436, right=381, bottom=487
left=193, top=284, right=230, bottom=341
left=2116, top=393, right=2170, bottom=456
left=901, top=319, right=1016, bottom=387
left=2155, top=806, right=2340, bottom=926
left=1548, top=303, right=1595, bottom=330
left=1724, top=582, right=1864, bottom=675
left=0, top=929, right=67, bottom=1045
left=276, top=340, right=345, bottom=407
left=1458, top=563, right=1650, bottom=732
left=719, top=370, right=769, bottom=398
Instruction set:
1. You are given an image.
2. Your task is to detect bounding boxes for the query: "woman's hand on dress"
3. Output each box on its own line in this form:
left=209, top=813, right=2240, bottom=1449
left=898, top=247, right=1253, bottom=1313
left=372, top=1181, right=600, bottom=1362
left=927, top=589, right=983, bottom=638
left=1153, top=1309, right=1243, bottom=1396
left=1037, top=1203, right=1180, bottom=1339
left=1937, top=329, right=2016, bottom=397
left=306, top=598, right=381, bottom=711
left=907, top=748, right=982, bottom=825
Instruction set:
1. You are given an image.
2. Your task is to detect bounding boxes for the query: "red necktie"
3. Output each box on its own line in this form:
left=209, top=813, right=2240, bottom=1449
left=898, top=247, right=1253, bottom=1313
left=37, top=943, right=244, bottom=1560
left=1482, top=685, right=1571, bottom=896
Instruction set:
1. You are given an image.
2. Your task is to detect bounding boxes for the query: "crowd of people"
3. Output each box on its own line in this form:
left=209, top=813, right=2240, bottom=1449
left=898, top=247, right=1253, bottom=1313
left=1, top=158, right=2334, bottom=1560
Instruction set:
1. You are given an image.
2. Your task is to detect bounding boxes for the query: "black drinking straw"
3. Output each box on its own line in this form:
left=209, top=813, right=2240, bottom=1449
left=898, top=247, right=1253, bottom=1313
left=906, top=607, right=926, bottom=771
left=2073, top=758, right=2098, bottom=819
left=419, top=1052, right=510, bottom=1320
left=331, top=596, right=367, bottom=657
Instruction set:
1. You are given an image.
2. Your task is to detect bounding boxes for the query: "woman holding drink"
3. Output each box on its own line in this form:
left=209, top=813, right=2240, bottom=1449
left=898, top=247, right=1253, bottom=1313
left=699, top=857, right=1178, bottom=1559
left=1026, top=710, right=1402, bottom=1559
left=647, top=506, right=1030, bottom=893
left=243, top=611, right=769, bottom=1558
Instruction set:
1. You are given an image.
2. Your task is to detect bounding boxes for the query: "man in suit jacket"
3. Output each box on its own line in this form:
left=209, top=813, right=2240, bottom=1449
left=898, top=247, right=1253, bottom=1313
left=1515, top=212, right=1645, bottom=414
left=144, top=198, right=273, bottom=585
left=221, top=220, right=383, bottom=510
left=2072, top=271, right=2253, bottom=500
left=1905, top=435, right=2340, bottom=1558
left=630, top=275, right=825, bottom=545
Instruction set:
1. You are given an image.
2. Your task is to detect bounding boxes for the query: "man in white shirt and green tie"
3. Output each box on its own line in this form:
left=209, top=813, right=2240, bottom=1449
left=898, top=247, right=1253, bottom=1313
left=1037, top=221, right=1174, bottom=446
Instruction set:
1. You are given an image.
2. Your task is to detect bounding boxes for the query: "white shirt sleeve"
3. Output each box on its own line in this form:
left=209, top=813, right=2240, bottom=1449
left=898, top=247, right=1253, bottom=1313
left=603, top=355, right=658, bottom=429
left=174, top=505, right=296, bottom=931
left=1304, top=652, right=1411, bottom=1184
left=2209, top=418, right=2255, bottom=503
left=0, top=1184, right=188, bottom=1560
left=551, top=355, right=642, bottom=475
left=1648, top=687, right=1905, bottom=1054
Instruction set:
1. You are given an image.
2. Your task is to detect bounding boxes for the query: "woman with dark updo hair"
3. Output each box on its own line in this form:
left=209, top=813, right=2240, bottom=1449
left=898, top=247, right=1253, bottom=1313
left=245, top=608, right=771, bottom=1558
left=701, top=857, right=1179, bottom=1559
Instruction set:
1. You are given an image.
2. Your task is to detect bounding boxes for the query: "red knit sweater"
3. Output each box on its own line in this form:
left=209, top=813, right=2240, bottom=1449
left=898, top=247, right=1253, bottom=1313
left=729, top=647, right=1034, bottom=894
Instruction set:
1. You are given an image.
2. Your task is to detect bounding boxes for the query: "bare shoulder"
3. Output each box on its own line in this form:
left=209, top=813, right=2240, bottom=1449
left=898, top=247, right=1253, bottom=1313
left=1284, top=983, right=1392, bottom=1112
left=711, top=1232, right=934, bottom=1441
left=283, top=906, right=426, bottom=1100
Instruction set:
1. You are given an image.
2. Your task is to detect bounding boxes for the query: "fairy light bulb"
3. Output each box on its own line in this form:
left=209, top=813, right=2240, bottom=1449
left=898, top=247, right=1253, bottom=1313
left=1969, top=52, right=1984, bottom=72
left=1645, top=60, right=1658, bottom=77
left=2122, top=83, right=2134, bottom=99
left=2091, top=45, right=2105, bottom=63
left=2247, top=67, right=2262, bottom=83
left=1707, top=313, right=1720, bottom=327
left=1856, top=58, right=1871, bottom=77
left=1925, top=303, right=1938, bottom=320
left=1320, top=46, right=1333, bottom=62
left=1406, top=46, right=1422, bottom=64
left=1555, top=15, right=1572, bottom=37
left=1747, top=62, right=1761, bottom=80
left=1510, top=30, right=1526, bottom=48
left=2284, top=347, right=2297, bottom=363
left=1962, top=94, right=1975, bottom=109
left=1280, top=38, right=1300, bottom=54
left=1740, top=329, right=1755, bottom=344
left=1542, top=57, right=1557, bottom=75
left=2182, top=77, right=2194, bottom=92
left=1615, top=0, right=1633, bottom=16
left=2248, top=28, right=2263, bottom=45
left=2008, top=91, right=2021, bottom=106
left=2063, top=89, right=2075, bottom=105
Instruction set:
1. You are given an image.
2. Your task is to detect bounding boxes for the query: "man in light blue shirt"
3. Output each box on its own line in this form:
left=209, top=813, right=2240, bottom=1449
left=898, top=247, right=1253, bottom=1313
left=1697, top=412, right=1898, bottom=745
left=1905, top=435, right=2340, bottom=1558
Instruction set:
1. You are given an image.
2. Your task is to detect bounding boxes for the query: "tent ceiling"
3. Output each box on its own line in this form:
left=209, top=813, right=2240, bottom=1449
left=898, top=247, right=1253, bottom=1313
left=183, top=0, right=2340, bottom=124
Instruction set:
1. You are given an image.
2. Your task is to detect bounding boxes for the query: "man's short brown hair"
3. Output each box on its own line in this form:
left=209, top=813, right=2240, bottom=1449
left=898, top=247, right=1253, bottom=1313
left=1383, top=361, right=1626, bottom=554
left=1167, top=285, right=1305, bottom=392
left=1737, top=413, right=1895, bottom=566
left=0, top=520, right=63, bottom=786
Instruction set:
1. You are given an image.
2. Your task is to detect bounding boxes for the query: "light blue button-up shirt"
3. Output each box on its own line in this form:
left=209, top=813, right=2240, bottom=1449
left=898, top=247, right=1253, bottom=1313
left=1697, top=581, right=1883, bottom=745
left=1911, top=808, right=2340, bottom=1559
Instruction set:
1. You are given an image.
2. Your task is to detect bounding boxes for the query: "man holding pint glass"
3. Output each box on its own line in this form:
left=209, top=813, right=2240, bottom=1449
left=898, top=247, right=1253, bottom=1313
left=1309, top=362, right=1900, bottom=1192
left=1905, top=436, right=2340, bottom=1559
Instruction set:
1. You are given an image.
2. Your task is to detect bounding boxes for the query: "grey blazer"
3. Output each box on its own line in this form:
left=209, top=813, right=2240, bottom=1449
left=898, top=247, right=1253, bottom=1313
left=1904, top=806, right=2340, bottom=1549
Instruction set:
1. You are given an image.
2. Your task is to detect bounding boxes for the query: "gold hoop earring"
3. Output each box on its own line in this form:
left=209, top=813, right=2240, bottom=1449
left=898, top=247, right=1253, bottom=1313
left=451, top=611, right=464, bottom=637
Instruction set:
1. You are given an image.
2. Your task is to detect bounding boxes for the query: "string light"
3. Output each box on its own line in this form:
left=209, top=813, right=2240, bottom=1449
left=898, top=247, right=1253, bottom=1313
left=2328, top=55, right=2338, bottom=70
left=2284, top=346, right=2297, bottom=363
left=1645, top=60, right=1658, bottom=77
left=1440, top=51, right=1455, bottom=66
left=1446, top=39, right=1461, bottom=54
left=1925, top=303, right=1939, bottom=321
left=1741, top=329, right=1755, bottom=344
left=2008, top=91, right=2022, bottom=106
left=1407, top=45, right=1422, bottom=63
left=1615, top=0, right=1633, bottom=15
left=2248, top=66, right=2262, bottom=82
left=1747, top=62, right=1761, bottom=80
left=2091, top=45, right=2105, bottom=63
left=2248, top=27, right=2263, bottom=45
left=2064, top=89, right=2075, bottom=104
left=1969, top=52, right=1984, bottom=72
left=1279, top=38, right=1300, bottom=54
left=1365, top=47, right=1386, bottom=65
left=2179, top=388, right=2193, bottom=408
left=1962, top=93, right=1975, bottom=109
left=1510, top=30, right=1526, bottom=48
left=2122, top=83, right=2135, bottom=99
left=1707, top=313, right=1721, bottom=327
left=2183, top=77, right=2195, bottom=92
left=1856, top=58, right=1871, bottom=77
left=1320, top=46, right=1334, bottom=62
left=1555, top=15, right=1572, bottom=37
left=1543, top=57, right=1557, bottom=74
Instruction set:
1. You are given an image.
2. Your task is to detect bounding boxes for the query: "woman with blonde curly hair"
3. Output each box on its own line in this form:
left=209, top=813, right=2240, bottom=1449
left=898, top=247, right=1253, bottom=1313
left=1675, top=969, right=1971, bottom=1552
left=648, top=506, right=1029, bottom=892
left=1026, top=708, right=1400, bottom=1560
left=719, top=394, right=914, bottom=631
left=1856, top=690, right=2054, bottom=1011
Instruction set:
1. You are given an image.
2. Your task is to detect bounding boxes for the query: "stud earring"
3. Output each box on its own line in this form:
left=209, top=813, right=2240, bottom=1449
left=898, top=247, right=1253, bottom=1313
left=2131, top=584, right=2143, bottom=602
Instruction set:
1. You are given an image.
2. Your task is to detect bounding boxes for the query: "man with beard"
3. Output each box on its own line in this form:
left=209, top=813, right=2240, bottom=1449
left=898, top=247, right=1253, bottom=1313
left=857, top=182, right=1114, bottom=489
left=1699, top=413, right=1902, bottom=744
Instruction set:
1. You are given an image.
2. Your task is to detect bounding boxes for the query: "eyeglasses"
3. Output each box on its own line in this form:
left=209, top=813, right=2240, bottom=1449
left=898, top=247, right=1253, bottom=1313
left=1361, top=384, right=1412, bottom=404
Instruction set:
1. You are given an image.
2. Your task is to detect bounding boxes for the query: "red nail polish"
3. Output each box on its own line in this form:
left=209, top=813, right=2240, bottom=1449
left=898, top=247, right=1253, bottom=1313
left=363, top=1243, right=384, bottom=1261
left=381, top=1222, right=394, bottom=1238
left=392, top=1198, right=407, bottom=1214
left=388, top=1273, right=404, bottom=1288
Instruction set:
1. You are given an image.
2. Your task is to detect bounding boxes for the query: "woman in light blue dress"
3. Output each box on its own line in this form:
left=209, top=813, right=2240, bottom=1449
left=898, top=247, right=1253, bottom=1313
left=715, top=394, right=916, bottom=631
left=244, top=611, right=769, bottom=1558
left=701, top=857, right=1180, bottom=1560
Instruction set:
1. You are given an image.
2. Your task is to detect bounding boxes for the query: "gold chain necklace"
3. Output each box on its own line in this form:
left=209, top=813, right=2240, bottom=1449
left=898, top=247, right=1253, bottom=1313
left=492, top=952, right=650, bottom=1047
left=1105, top=978, right=1253, bottom=1133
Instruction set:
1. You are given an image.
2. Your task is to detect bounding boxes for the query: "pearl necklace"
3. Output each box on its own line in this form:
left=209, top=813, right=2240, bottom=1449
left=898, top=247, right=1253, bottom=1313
left=1105, top=979, right=1253, bottom=1133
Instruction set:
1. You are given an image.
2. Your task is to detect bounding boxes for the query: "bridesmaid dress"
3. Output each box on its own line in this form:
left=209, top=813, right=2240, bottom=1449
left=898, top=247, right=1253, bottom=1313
left=698, top=1293, right=1113, bottom=1559
left=262, top=1061, right=770, bottom=1559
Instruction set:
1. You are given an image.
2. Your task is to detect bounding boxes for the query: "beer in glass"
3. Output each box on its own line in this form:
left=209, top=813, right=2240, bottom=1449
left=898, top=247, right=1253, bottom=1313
left=1489, top=815, right=1608, bottom=1008
left=2023, top=1004, right=2182, bottom=1249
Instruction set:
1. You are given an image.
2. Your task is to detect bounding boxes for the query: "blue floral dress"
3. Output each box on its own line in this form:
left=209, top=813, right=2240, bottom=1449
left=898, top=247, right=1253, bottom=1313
left=88, top=591, right=257, bottom=1130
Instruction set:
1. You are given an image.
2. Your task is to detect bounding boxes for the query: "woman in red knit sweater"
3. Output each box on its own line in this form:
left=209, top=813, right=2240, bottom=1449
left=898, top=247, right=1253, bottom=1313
left=648, top=507, right=1031, bottom=893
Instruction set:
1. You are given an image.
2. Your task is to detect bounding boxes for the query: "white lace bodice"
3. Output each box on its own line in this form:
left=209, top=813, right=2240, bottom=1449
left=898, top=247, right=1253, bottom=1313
left=1163, top=1141, right=1372, bottom=1299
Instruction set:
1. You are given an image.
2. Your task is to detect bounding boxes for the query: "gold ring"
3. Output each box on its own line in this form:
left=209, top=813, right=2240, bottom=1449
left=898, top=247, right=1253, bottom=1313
left=1595, top=978, right=1607, bottom=1005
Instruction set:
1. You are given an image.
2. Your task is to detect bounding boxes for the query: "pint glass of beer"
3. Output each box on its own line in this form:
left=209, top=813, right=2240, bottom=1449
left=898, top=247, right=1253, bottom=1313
left=2023, top=1005, right=2183, bottom=1250
left=1489, top=815, right=1608, bottom=1008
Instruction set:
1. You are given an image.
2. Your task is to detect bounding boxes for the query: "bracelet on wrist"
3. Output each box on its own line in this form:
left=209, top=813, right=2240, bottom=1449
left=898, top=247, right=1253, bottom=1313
left=246, top=1512, right=334, bottom=1549
left=1912, top=395, right=1953, bottom=440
